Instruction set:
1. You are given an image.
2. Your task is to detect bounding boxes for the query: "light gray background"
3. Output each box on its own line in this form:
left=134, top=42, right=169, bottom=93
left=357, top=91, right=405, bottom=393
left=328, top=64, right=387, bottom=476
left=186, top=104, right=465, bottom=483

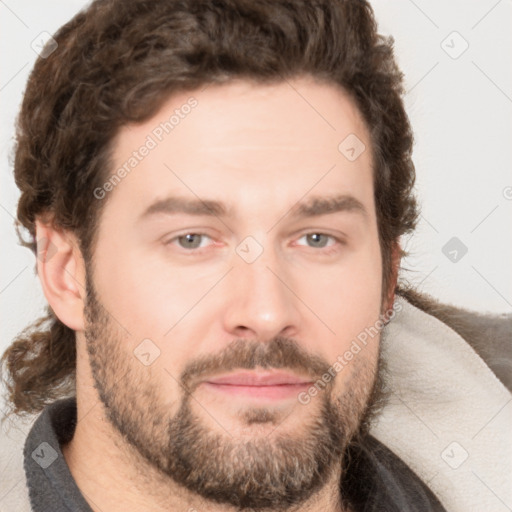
left=1, top=0, right=511, bottom=357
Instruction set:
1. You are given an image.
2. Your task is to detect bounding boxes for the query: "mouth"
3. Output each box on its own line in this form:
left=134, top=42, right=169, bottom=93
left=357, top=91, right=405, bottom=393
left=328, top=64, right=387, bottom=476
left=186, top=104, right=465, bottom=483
left=201, top=370, right=313, bottom=400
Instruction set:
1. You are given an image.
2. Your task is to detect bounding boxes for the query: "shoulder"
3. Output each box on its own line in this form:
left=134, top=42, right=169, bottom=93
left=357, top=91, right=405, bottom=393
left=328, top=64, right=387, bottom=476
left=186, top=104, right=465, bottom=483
left=397, top=286, right=512, bottom=392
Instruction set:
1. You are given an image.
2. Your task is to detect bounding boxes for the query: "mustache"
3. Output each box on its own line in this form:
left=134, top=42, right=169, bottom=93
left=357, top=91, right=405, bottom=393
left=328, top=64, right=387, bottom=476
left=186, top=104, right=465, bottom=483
left=180, top=337, right=332, bottom=392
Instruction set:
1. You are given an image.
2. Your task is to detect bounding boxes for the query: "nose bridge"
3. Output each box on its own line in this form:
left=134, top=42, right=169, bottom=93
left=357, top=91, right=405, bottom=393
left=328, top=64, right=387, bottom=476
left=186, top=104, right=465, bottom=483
left=223, top=237, right=299, bottom=339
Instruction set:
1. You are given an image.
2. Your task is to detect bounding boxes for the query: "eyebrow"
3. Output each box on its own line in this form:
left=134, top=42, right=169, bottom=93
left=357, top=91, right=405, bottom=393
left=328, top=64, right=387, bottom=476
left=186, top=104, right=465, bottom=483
left=139, top=194, right=368, bottom=221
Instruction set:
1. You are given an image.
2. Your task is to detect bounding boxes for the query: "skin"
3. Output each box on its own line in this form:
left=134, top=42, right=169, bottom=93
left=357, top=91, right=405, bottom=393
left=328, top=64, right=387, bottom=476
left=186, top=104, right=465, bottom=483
left=36, top=76, right=400, bottom=512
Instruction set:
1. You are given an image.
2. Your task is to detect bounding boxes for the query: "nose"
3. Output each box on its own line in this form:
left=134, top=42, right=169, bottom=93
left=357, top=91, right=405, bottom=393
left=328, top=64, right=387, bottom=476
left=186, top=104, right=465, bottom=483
left=222, top=245, right=301, bottom=342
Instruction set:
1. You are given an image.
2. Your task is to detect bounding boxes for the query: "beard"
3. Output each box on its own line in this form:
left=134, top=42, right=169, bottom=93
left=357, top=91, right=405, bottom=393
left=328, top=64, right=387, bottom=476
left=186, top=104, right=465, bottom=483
left=83, top=274, right=389, bottom=511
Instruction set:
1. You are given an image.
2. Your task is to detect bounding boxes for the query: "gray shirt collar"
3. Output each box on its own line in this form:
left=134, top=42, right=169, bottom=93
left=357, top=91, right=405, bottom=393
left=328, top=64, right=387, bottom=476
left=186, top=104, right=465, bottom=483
left=23, top=397, right=92, bottom=512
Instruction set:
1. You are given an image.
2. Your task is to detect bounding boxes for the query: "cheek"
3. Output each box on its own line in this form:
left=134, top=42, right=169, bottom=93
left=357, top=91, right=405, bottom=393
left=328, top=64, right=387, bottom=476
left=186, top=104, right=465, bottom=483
left=92, top=229, right=202, bottom=334
left=308, top=245, right=382, bottom=313
left=90, top=240, right=225, bottom=386
left=301, top=246, right=383, bottom=361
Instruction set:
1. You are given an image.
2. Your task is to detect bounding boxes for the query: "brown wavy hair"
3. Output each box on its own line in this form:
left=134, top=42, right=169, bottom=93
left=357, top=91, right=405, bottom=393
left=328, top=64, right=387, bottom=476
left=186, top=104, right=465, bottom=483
left=1, top=0, right=418, bottom=419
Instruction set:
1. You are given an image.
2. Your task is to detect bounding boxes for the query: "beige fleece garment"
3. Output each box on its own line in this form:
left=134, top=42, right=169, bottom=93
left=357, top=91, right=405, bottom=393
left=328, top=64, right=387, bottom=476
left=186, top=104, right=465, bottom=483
left=371, top=296, right=512, bottom=512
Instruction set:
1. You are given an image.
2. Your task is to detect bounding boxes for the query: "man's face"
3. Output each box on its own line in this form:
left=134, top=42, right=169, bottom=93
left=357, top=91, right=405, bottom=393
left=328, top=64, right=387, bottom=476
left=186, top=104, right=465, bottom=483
left=83, top=77, right=387, bottom=509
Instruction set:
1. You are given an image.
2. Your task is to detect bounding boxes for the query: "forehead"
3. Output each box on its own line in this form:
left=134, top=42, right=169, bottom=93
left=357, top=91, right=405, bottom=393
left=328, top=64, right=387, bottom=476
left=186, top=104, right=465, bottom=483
left=105, top=77, right=374, bottom=219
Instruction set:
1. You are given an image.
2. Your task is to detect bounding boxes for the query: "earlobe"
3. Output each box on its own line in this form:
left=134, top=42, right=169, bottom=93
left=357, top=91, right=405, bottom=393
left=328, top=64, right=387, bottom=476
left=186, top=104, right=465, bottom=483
left=35, top=220, right=86, bottom=331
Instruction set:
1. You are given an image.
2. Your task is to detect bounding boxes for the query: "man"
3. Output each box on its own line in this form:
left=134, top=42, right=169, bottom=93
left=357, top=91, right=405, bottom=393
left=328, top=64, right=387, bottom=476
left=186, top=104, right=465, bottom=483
left=1, top=1, right=510, bottom=511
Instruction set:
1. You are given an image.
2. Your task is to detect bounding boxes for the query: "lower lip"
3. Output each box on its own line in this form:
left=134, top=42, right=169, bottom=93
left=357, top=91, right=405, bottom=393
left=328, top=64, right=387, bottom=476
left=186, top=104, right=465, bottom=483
left=202, top=382, right=312, bottom=399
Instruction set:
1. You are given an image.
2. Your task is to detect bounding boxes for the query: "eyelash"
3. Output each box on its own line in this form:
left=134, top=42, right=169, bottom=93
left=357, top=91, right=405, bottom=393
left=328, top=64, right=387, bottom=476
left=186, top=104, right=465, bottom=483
left=164, top=232, right=344, bottom=255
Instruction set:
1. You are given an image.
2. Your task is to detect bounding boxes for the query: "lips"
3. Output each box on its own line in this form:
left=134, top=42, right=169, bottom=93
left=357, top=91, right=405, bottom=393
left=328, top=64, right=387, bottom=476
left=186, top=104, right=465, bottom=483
left=204, top=371, right=312, bottom=386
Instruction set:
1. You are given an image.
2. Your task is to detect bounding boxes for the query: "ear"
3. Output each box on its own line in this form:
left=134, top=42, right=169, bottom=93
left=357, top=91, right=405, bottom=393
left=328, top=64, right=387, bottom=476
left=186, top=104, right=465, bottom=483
left=385, top=240, right=402, bottom=312
left=35, top=220, right=87, bottom=331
